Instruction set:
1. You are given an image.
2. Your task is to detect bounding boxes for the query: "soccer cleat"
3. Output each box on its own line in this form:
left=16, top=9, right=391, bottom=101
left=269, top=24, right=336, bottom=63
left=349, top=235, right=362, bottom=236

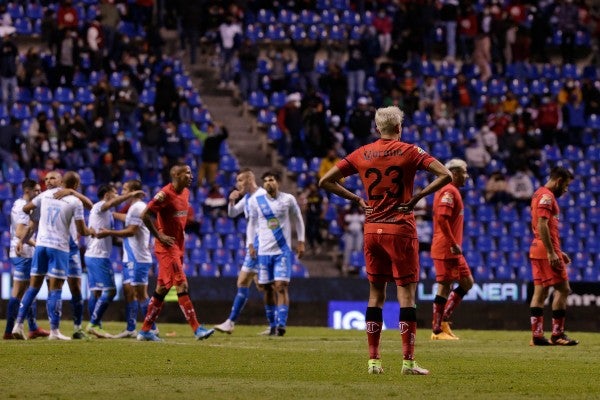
left=136, top=330, right=163, bottom=342
left=194, top=326, right=215, bottom=341
left=529, top=336, right=553, bottom=346
left=3, top=333, right=14, bottom=340
left=258, top=327, right=277, bottom=336
left=28, top=328, right=50, bottom=339
left=550, top=334, right=579, bottom=346
left=431, top=331, right=459, bottom=341
left=214, top=319, right=235, bottom=334
left=367, top=359, right=384, bottom=375
left=72, top=329, right=90, bottom=340
left=441, top=321, right=459, bottom=339
left=276, top=327, right=286, bottom=337
left=112, top=330, right=137, bottom=339
left=11, top=325, right=27, bottom=340
left=49, top=330, right=72, bottom=341
left=150, top=328, right=160, bottom=337
left=86, top=323, right=113, bottom=339
left=401, top=360, right=430, bottom=375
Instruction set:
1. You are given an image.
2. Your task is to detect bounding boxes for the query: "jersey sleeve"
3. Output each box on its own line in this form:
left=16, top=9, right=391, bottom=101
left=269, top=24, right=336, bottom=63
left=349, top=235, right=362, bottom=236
left=147, top=190, right=169, bottom=214
left=13, top=203, right=30, bottom=226
left=535, top=193, right=554, bottom=219
left=126, top=204, right=144, bottom=227
left=288, top=195, right=306, bottom=242
left=74, top=199, right=85, bottom=220
left=245, top=198, right=259, bottom=247
left=435, top=190, right=456, bottom=218
left=228, top=197, right=245, bottom=218
left=336, top=151, right=359, bottom=177
left=410, top=145, right=436, bottom=170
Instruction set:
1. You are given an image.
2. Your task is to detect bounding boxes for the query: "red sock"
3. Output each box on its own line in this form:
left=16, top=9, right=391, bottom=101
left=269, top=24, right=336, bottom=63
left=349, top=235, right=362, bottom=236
left=399, top=321, right=416, bottom=361
left=530, top=316, right=544, bottom=338
left=551, top=316, right=564, bottom=337
left=432, top=301, right=445, bottom=333
left=366, top=321, right=382, bottom=359
left=442, top=291, right=463, bottom=321
left=178, top=294, right=200, bottom=332
left=142, top=296, right=164, bottom=331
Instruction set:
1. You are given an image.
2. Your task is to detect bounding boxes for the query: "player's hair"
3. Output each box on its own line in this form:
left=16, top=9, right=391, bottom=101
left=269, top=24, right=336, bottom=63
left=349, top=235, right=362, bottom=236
left=63, top=171, right=80, bottom=189
left=21, top=178, right=38, bottom=191
left=170, top=163, right=188, bottom=179
left=238, top=167, right=253, bottom=175
left=374, top=106, right=404, bottom=135
left=97, top=184, right=115, bottom=199
left=261, top=170, right=281, bottom=182
left=126, top=179, right=142, bottom=192
left=445, top=158, right=467, bottom=171
left=549, top=166, right=574, bottom=181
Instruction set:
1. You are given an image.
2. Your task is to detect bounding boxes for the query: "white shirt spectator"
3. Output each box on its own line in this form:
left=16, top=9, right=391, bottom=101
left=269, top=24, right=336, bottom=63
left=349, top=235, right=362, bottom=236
left=507, top=170, right=534, bottom=200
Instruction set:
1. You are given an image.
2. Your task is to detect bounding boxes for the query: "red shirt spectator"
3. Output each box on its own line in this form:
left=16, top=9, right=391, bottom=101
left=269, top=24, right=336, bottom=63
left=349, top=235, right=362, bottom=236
left=57, top=0, right=78, bottom=30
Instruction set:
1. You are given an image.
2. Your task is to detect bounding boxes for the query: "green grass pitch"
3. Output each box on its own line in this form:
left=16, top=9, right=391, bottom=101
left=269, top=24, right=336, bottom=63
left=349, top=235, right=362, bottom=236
left=1, top=323, right=599, bottom=400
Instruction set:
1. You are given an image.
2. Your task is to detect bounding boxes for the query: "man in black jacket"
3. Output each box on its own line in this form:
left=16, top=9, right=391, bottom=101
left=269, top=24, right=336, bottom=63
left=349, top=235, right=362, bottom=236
left=199, top=122, right=228, bottom=187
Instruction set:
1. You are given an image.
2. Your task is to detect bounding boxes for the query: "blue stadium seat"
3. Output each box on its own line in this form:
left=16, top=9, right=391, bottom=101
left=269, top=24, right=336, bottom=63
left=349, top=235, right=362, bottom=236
left=14, top=18, right=32, bottom=35
left=257, top=9, right=275, bottom=24
left=269, top=91, right=287, bottom=109
left=494, top=265, right=514, bottom=280
left=476, top=205, right=495, bottom=223
left=0, top=182, right=13, bottom=201
left=472, top=266, right=493, bottom=281
left=198, top=262, right=219, bottom=277
left=562, top=236, right=582, bottom=253
left=487, top=220, right=505, bottom=238
left=79, top=167, right=95, bottom=186
left=223, top=233, right=243, bottom=251
left=529, top=79, right=547, bottom=96
left=286, top=157, right=308, bottom=174
left=498, top=205, right=518, bottom=224
left=140, top=88, right=156, bottom=105
left=10, top=103, right=31, bottom=120
left=475, top=236, right=495, bottom=252
left=54, top=87, right=74, bottom=104
left=561, top=63, right=579, bottom=79
left=498, top=236, right=517, bottom=252
left=248, top=91, right=269, bottom=110
left=328, top=219, right=343, bottom=237
left=201, top=233, right=222, bottom=251
left=508, top=252, right=526, bottom=269
left=440, top=61, right=457, bottom=78
left=349, top=251, right=366, bottom=270
left=213, top=248, right=234, bottom=267
left=33, top=86, right=53, bottom=103
left=214, top=217, right=235, bottom=236
left=291, top=263, right=309, bottom=278
left=413, top=111, right=432, bottom=128
left=5, top=167, right=25, bottom=185
left=76, top=87, right=94, bottom=104
left=219, top=154, right=239, bottom=173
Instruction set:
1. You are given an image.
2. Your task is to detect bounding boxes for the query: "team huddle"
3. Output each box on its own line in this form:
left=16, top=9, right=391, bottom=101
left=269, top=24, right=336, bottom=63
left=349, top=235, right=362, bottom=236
left=3, top=106, right=578, bottom=376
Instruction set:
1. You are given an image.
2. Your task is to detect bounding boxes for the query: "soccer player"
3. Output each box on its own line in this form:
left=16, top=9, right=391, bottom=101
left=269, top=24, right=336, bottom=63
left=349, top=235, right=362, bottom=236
left=245, top=171, right=305, bottom=336
left=214, top=168, right=271, bottom=334
left=84, top=183, right=144, bottom=338
left=319, top=106, right=452, bottom=375
left=529, top=166, right=578, bottom=346
left=430, top=158, right=473, bottom=341
left=3, top=179, right=49, bottom=340
left=12, top=171, right=95, bottom=340
left=136, top=164, right=214, bottom=341
left=96, top=180, right=153, bottom=338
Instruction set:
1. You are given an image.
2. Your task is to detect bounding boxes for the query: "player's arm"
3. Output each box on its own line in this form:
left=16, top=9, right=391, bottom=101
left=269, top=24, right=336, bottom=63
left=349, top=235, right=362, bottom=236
left=113, top=211, right=127, bottom=222
left=141, top=207, right=174, bottom=247
left=16, top=220, right=37, bottom=255
left=318, top=166, right=368, bottom=209
left=538, top=216, right=560, bottom=267
left=399, top=160, right=452, bottom=212
left=54, top=189, right=94, bottom=210
left=96, top=224, right=139, bottom=239
left=228, top=193, right=245, bottom=218
left=75, top=218, right=94, bottom=237
left=22, top=200, right=36, bottom=214
left=437, top=215, right=461, bottom=255
left=290, top=197, right=306, bottom=258
left=100, top=190, right=145, bottom=212
left=246, top=201, right=258, bottom=259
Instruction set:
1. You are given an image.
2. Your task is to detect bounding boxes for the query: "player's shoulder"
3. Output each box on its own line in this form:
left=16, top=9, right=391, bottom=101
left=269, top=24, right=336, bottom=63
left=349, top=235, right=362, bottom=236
left=12, top=197, right=25, bottom=209
left=280, top=191, right=299, bottom=203
left=250, top=187, right=267, bottom=200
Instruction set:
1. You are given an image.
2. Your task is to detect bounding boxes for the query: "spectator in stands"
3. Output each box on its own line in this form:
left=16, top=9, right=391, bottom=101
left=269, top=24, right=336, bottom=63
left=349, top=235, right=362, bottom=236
left=346, top=34, right=367, bottom=103
left=465, top=138, right=491, bottom=177
left=562, top=93, right=586, bottom=147
left=0, top=116, right=20, bottom=175
left=348, top=96, right=375, bottom=147
left=418, top=75, right=440, bottom=118
left=556, top=0, right=580, bottom=63
left=485, top=170, right=512, bottom=205
left=303, top=94, right=333, bottom=158
left=267, top=49, right=289, bottom=94
left=154, top=65, right=178, bottom=121
left=204, top=183, right=227, bottom=217
left=217, top=15, right=242, bottom=90
left=458, top=4, right=478, bottom=61
left=302, top=183, right=325, bottom=255
left=451, top=73, right=476, bottom=130
left=86, top=16, right=105, bottom=71
left=133, top=0, right=154, bottom=32
left=58, top=112, right=90, bottom=166
left=478, top=124, right=499, bottom=155
left=0, top=33, right=18, bottom=108
left=507, top=165, right=534, bottom=210
left=55, top=28, right=79, bottom=88
left=99, top=0, right=120, bottom=60
left=109, top=129, right=136, bottom=170
left=318, top=148, right=342, bottom=181
left=291, top=36, right=320, bottom=93
left=342, top=203, right=365, bottom=274
left=27, top=111, right=57, bottom=169
left=581, top=77, right=600, bottom=116
left=139, top=109, right=163, bottom=173
left=440, top=0, right=459, bottom=60
left=558, top=79, right=582, bottom=106
left=198, top=122, right=228, bottom=187
left=320, top=63, right=348, bottom=121
left=373, top=8, right=392, bottom=56
left=161, top=121, right=187, bottom=183
left=530, top=3, right=553, bottom=63
left=276, top=92, right=304, bottom=159
left=537, top=95, right=560, bottom=147
left=115, top=74, right=139, bottom=134
left=473, top=33, right=492, bottom=82
left=237, top=37, right=259, bottom=106
left=92, top=76, right=114, bottom=121
left=57, top=0, right=79, bottom=31
left=19, top=47, right=43, bottom=90
left=502, top=91, right=519, bottom=115
left=95, top=151, right=123, bottom=185
left=180, top=2, right=203, bottom=65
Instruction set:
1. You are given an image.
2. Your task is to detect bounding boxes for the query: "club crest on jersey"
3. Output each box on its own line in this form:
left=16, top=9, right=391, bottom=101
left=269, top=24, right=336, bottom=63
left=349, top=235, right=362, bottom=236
left=154, top=191, right=166, bottom=202
left=441, top=192, right=454, bottom=204
left=539, top=194, right=552, bottom=205
left=267, top=217, right=280, bottom=230
left=415, top=146, right=425, bottom=154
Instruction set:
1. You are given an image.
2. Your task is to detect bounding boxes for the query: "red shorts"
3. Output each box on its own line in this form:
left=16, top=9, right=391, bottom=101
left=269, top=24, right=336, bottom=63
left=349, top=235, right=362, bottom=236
left=531, top=258, right=568, bottom=287
left=433, top=256, right=471, bottom=282
left=156, top=251, right=187, bottom=289
left=364, top=233, right=419, bottom=286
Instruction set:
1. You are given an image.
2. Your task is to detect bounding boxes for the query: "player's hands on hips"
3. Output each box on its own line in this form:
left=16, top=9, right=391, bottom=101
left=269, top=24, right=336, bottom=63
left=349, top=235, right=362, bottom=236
left=158, top=233, right=175, bottom=247
left=561, top=252, right=571, bottom=265
left=296, top=241, right=305, bottom=259
left=397, top=197, right=418, bottom=214
left=450, top=244, right=462, bottom=255
left=248, top=244, right=256, bottom=259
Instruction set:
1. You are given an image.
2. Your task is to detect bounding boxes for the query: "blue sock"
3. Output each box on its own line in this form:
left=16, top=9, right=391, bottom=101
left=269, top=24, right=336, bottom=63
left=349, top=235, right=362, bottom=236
left=16, top=287, right=40, bottom=324
left=5, top=297, right=19, bottom=334
left=140, top=298, right=156, bottom=330
left=47, top=290, right=63, bottom=330
left=27, top=300, right=39, bottom=331
left=126, top=300, right=138, bottom=332
left=277, top=305, right=289, bottom=328
left=228, top=287, right=249, bottom=322
left=91, top=291, right=113, bottom=325
left=265, top=305, right=277, bottom=328
left=88, top=295, right=98, bottom=321
left=71, top=293, right=83, bottom=327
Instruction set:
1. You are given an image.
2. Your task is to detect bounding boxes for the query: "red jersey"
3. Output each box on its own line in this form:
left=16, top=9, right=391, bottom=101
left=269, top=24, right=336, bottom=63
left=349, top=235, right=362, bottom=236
left=529, top=187, right=561, bottom=259
left=431, top=183, right=464, bottom=259
left=337, top=139, right=435, bottom=237
left=147, top=183, right=190, bottom=255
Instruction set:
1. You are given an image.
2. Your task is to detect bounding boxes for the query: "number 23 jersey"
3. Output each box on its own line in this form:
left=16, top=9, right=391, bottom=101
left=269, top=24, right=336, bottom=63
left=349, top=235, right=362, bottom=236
left=337, top=139, right=435, bottom=237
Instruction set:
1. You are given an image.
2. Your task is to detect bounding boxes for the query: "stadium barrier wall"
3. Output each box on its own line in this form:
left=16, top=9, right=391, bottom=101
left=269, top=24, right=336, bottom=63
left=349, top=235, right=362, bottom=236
left=1, top=275, right=599, bottom=331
